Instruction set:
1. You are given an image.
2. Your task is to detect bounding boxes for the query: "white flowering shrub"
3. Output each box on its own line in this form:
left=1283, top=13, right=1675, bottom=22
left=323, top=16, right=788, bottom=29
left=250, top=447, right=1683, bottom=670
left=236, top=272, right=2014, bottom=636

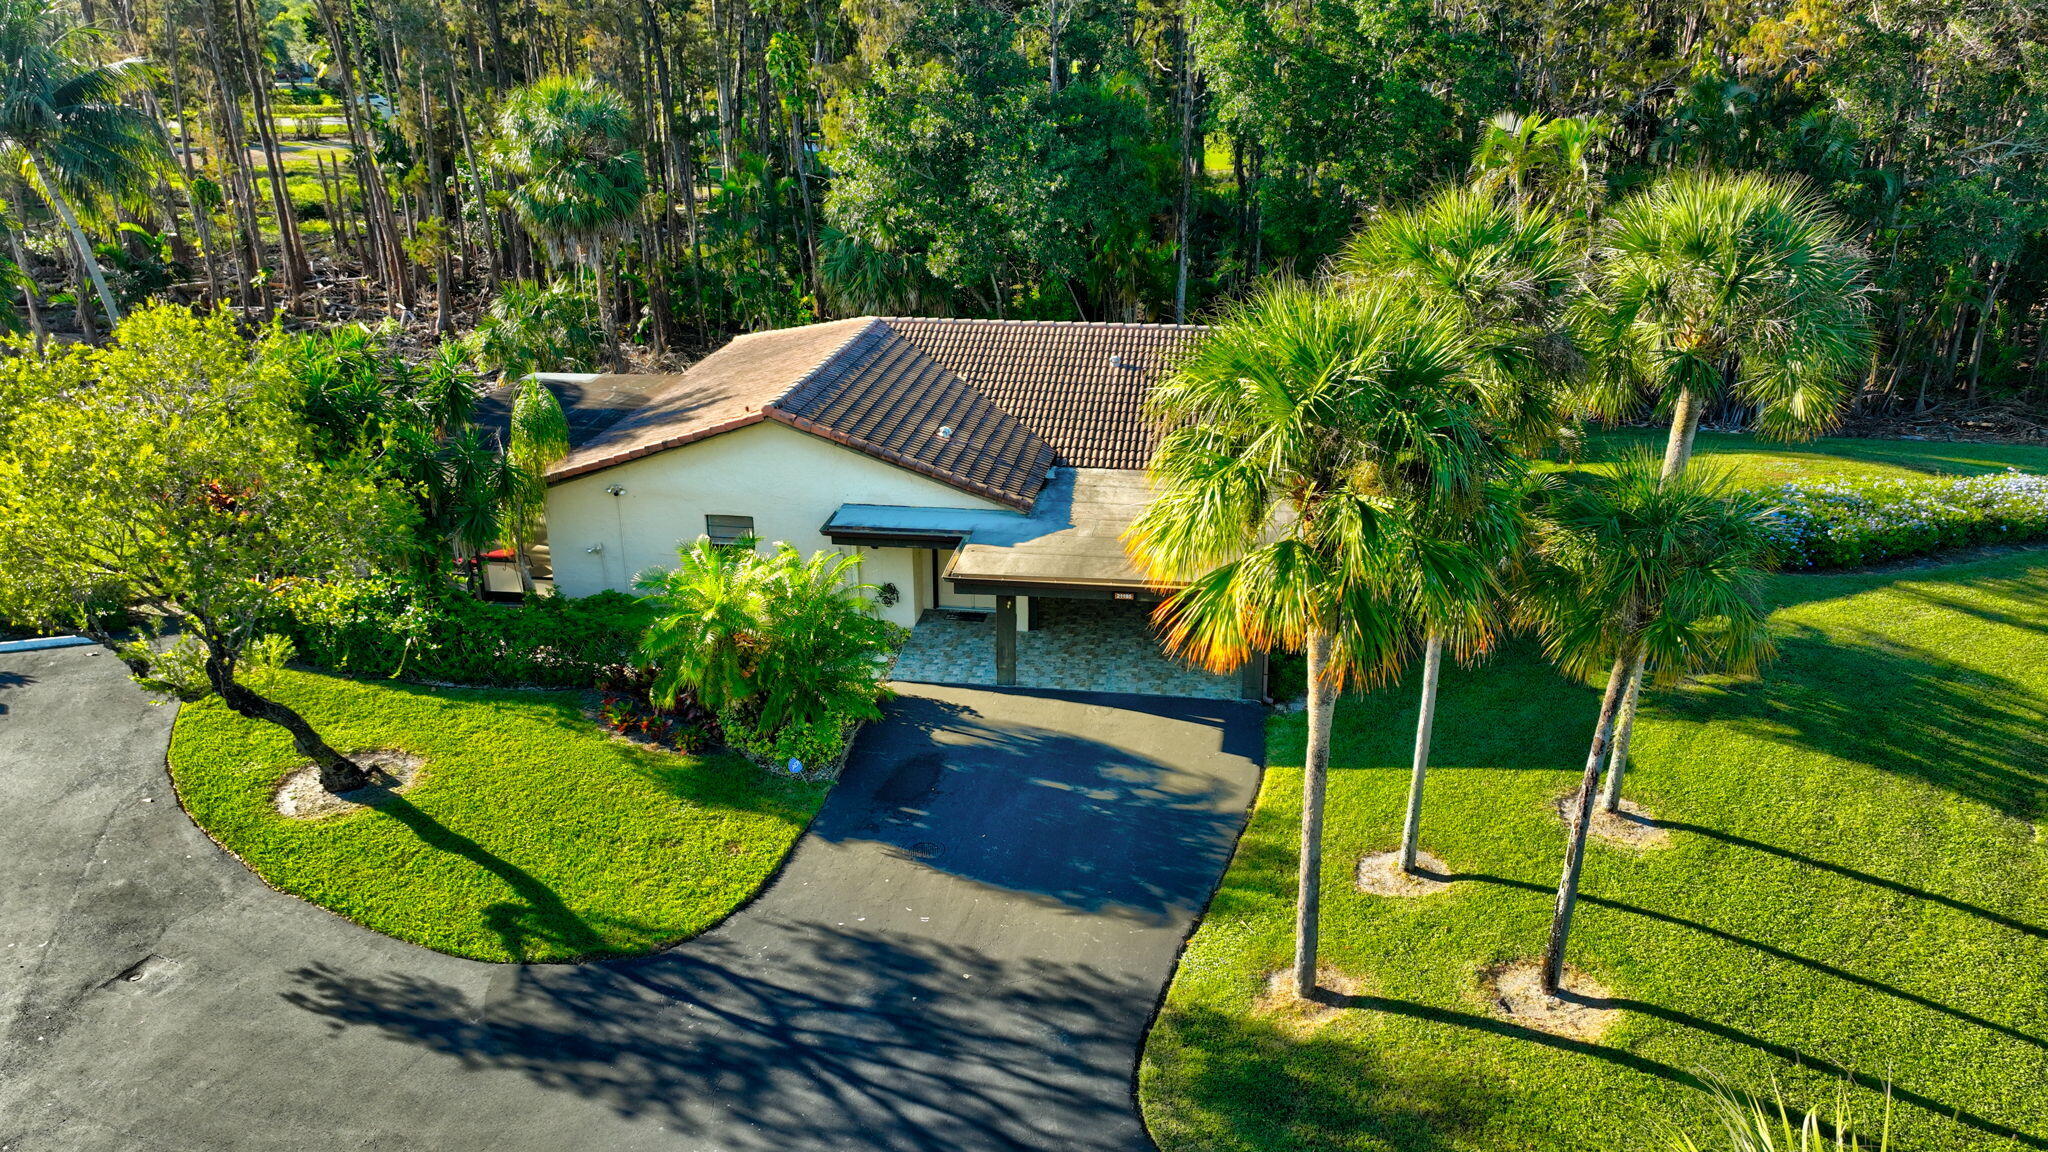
left=1764, top=470, right=2048, bottom=569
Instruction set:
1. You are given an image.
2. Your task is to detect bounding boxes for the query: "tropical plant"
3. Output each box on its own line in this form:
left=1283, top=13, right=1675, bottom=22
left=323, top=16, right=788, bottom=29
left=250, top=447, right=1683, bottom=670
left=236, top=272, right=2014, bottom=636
left=1127, top=279, right=1501, bottom=993
left=1579, top=171, right=1875, bottom=478
left=493, top=77, right=647, bottom=367
left=637, top=540, right=896, bottom=763
left=1519, top=451, right=1777, bottom=993
left=464, top=279, right=608, bottom=380
left=1469, top=110, right=1614, bottom=217
left=0, top=304, right=407, bottom=793
left=1664, top=1073, right=1893, bottom=1152
left=1579, top=170, right=1874, bottom=797
left=504, top=377, right=570, bottom=593
left=0, top=0, right=165, bottom=325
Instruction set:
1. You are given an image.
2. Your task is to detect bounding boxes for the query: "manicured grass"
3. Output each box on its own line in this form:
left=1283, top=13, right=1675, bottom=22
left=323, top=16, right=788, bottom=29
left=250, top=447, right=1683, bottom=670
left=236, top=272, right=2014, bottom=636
left=1141, top=550, right=2048, bottom=1151
left=169, top=669, right=828, bottom=962
left=1575, top=428, right=2048, bottom=487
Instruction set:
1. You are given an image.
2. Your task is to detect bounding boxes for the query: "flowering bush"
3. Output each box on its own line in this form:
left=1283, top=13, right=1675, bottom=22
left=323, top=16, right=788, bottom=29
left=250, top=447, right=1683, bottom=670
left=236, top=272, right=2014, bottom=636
left=1763, top=470, right=2048, bottom=569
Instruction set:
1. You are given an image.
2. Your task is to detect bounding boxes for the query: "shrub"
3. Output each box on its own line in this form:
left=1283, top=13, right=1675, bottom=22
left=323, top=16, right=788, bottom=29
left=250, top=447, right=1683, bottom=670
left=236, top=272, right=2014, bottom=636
left=1764, top=470, right=2048, bottom=569
left=266, top=575, right=651, bottom=688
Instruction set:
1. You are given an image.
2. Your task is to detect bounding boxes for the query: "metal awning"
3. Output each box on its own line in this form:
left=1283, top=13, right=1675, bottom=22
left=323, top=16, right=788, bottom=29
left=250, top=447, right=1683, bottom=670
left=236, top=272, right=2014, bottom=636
left=945, top=469, right=1164, bottom=598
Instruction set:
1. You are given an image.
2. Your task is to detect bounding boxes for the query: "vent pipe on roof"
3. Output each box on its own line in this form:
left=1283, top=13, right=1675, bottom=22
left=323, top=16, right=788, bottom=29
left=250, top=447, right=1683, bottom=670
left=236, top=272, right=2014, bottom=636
left=1109, top=353, right=1128, bottom=369
left=936, top=425, right=954, bottom=440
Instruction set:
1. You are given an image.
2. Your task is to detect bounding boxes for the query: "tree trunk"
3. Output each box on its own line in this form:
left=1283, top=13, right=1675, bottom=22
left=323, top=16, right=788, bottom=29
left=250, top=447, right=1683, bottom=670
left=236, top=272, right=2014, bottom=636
left=1294, top=624, right=1338, bottom=996
left=202, top=652, right=369, bottom=792
left=1398, top=632, right=1443, bottom=873
left=8, top=229, right=47, bottom=352
left=1172, top=12, right=1196, bottom=325
left=31, top=156, right=123, bottom=324
left=1542, top=651, right=1631, bottom=994
left=1599, top=658, right=1645, bottom=813
left=1661, top=384, right=1702, bottom=478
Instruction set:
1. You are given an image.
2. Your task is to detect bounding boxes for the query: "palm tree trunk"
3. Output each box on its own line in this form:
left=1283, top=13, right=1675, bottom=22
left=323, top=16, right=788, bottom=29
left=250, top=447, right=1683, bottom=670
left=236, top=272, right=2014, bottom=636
left=1541, top=650, right=1631, bottom=995
left=1599, top=658, right=1644, bottom=813
left=1294, top=624, right=1338, bottom=996
left=1661, top=385, right=1703, bottom=479
left=1398, top=632, right=1443, bottom=873
left=31, top=156, right=122, bottom=324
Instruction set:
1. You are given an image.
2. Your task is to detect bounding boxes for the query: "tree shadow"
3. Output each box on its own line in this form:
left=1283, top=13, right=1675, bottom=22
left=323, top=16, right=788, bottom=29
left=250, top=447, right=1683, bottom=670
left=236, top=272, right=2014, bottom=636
left=368, top=793, right=609, bottom=962
left=1452, top=871, right=2048, bottom=1050
left=810, top=689, right=1260, bottom=921
left=1660, top=621, right=2048, bottom=820
left=0, top=669, right=34, bottom=716
left=283, top=923, right=1163, bottom=1151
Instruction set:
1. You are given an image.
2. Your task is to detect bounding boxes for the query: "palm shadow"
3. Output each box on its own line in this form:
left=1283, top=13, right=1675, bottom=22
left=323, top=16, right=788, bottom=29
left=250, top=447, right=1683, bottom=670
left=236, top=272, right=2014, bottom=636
left=284, top=923, right=1162, bottom=1151
left=0, top=669, right=34, bottom=716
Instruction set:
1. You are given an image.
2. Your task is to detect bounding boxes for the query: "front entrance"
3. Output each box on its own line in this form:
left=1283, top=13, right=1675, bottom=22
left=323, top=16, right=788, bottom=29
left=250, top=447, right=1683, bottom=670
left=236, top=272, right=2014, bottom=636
left=890, top=599, right=1248, bottom=700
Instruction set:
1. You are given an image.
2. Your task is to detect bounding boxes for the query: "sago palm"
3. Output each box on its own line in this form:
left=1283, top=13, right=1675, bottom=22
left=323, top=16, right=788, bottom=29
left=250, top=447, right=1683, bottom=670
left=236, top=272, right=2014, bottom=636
left=0, top=0, right=164, bottom=325
left=1127, top=280, right=1499, bottom=994
left=1519, top=451, right=1777, bottom=994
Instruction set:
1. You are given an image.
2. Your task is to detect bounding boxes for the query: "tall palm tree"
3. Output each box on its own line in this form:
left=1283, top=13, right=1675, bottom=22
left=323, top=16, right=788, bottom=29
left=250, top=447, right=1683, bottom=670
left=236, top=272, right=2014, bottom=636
left=1580, top=170, right=1875, bottom=479
left=1127, top=280, right=1499, bottom=994
left=0, top=0, right=164, bottom=326
left=1580, top=171, right=1872, bottom=809
left=494, top=76, right=647, bottom=369
left=1519, top=451, right=1777, bottom=994
left=1334, top=186, right=1573, bottom=873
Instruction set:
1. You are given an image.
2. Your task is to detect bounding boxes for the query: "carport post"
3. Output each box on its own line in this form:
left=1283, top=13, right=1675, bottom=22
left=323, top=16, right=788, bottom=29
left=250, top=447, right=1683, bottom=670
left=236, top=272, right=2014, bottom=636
left=994, top=595, right=1018, bottom=686
left=1239, top=650, right=1268, bottom=702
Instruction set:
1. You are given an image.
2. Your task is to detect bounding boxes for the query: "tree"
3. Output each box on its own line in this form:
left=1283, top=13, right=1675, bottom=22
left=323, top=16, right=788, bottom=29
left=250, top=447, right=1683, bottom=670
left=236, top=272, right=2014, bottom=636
left=1580, top=170, right=1873, bottom=808
left=0, top=0, right=166, bottom=326
left=0, top=304, right=408, bottom=793
left=1334, top=185, right=1570, bottom=873
left=1580, top=170, right=1875, bottom=479
left=1127, top=280, right=1499, bottom=994
left=505, top=376, right=569, bottom=593
left=1518, top=451, right=1777, bottom=994
left=494, top=77, right=647, bottom=369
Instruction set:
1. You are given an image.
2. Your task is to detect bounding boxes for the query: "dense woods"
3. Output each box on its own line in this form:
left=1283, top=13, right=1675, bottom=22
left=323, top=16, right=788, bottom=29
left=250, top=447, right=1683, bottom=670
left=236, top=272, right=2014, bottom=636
left=3, top=0, right=2044, bottom=421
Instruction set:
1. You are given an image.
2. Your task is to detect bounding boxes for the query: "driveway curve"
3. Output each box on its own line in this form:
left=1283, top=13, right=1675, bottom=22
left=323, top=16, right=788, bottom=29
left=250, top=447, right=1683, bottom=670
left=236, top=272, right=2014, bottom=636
left=0, top=646, right=1262, bottom=1152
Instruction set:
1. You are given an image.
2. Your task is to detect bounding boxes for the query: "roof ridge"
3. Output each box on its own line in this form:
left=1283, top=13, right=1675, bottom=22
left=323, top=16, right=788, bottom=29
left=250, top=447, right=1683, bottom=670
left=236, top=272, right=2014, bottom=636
left=764, top=317, right=887, bottom=413
left=878, top=316, right=1209, bottom=332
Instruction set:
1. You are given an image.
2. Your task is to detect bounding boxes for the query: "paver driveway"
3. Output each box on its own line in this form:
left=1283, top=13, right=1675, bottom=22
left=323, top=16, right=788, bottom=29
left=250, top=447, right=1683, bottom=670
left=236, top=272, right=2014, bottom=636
left=0, top=646, right=1261, bottom=1152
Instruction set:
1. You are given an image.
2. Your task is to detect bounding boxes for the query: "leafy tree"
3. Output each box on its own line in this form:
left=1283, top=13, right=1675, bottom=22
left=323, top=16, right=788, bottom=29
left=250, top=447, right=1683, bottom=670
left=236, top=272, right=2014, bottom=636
left=1518, top=452, right=1777, bottom=994
left=637, top=539, right=896, bottom=760
left=0, top=0, right=165, bottom=326
left=1127, top=280, right=1498, bottom=994
left=0, top=305, right=408, bottom=792
left=493, top=77, right=647, bottom=367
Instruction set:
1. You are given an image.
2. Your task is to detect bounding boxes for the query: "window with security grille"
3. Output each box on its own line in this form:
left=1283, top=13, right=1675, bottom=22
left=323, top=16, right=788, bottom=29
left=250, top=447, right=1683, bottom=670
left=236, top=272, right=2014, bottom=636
left=705, top=514, right=755, bottom=546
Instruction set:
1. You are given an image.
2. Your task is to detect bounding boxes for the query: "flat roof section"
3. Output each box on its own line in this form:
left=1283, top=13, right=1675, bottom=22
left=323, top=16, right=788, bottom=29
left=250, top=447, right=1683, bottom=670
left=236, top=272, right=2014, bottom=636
left=945, top=468, right=1161, bottom=593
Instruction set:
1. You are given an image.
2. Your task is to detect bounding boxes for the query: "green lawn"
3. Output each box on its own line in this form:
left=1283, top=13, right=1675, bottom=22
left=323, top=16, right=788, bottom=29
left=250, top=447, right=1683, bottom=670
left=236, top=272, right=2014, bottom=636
left=169, top=669, right=827, bottom=962
left=1141, top=550, right=2048, bottom=1151
left=1575, top=428, right=2048, bottom=487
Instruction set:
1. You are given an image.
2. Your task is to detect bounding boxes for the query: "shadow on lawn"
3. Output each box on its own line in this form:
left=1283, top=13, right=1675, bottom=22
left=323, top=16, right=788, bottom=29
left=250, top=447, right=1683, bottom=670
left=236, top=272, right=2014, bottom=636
left=370, top=793, right=609, bottom=961
left=284, top=923, right=1158, bottom=1152
left=1663, top=621, right=2048, bottom=820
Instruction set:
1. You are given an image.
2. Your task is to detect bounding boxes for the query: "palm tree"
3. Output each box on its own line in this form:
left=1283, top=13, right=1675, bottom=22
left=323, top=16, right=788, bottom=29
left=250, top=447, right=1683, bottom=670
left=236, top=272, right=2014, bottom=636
left=493, top=76, right=647, bottom=370
left=1580, top=171, right=1872, bottom=809
left=0, top=0, right=164, bottom=326
left=1334, top=186, right=1573, bottom=873
left=1519, top=451, right=1777, bottom=994
left=1127, top=280, right=1499, bottom=994
left=1580, top=170, right=1875, bottom=479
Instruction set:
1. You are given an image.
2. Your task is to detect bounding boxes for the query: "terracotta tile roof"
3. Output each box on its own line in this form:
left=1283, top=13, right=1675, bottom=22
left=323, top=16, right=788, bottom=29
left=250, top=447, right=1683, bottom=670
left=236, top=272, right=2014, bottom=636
left=546, top=316, right=1207, bottom=510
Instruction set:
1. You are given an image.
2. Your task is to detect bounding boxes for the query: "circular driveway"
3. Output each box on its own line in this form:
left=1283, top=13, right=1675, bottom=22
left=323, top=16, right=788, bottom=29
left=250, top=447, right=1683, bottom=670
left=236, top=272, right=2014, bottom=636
left=0, top=647, right=1261, bottom=1152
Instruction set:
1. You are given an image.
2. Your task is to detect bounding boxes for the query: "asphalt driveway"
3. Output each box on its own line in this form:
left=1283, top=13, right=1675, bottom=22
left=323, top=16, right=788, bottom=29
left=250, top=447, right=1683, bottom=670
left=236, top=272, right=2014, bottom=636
left=0, top=646, right=1262, bottom=1152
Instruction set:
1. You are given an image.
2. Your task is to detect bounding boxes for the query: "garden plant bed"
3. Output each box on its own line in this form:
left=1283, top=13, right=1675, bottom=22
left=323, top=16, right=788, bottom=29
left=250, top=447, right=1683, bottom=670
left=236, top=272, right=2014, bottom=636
left=169, top=669, right=829, bottom=962
left=1141, top=550, right=2048, bottom=1152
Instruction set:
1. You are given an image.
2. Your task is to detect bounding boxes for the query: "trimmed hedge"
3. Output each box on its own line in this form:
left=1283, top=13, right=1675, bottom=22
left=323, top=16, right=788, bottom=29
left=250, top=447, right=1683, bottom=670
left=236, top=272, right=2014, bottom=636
left=1766, top=470, right=2048, bottom=569
left=265, top=576, right=651, bottom=688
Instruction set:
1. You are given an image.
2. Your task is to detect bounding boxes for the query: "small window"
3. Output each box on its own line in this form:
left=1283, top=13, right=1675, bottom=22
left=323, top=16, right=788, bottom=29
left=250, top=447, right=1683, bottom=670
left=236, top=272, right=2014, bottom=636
left=705, top=514, right=755, bottom=546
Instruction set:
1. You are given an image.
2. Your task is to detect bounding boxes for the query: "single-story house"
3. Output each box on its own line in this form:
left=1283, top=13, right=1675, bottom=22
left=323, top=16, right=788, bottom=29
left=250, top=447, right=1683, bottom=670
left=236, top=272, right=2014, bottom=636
left=529, top=316, right=1265, bottom=699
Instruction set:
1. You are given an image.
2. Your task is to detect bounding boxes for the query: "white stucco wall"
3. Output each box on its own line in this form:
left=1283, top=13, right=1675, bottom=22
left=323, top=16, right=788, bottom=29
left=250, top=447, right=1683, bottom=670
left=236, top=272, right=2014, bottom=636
left=546, top=420, right=1008, bottom=627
